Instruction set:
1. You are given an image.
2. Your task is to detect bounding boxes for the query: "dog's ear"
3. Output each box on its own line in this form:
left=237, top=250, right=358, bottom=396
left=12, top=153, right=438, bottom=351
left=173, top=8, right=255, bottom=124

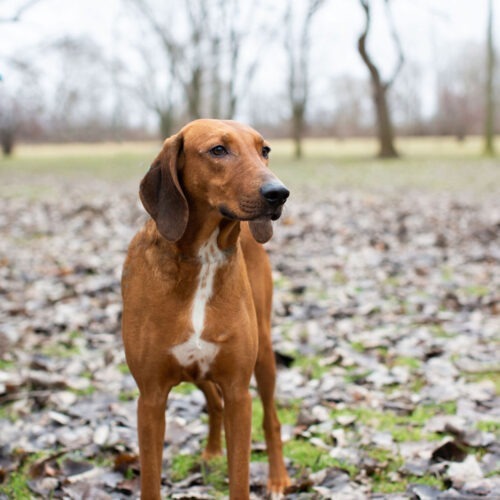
left=249, top=220, right=273, bottom=244
left=139, top=134, right=188, bottom=242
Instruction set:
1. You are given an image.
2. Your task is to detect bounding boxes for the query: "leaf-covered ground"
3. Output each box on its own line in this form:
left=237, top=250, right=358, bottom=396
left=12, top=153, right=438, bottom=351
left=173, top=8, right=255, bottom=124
left=0, top=178, right=499, bottom=499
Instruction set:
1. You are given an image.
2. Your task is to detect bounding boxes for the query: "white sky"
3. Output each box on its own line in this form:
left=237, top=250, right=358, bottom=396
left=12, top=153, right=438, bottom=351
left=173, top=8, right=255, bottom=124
left=0, top=0, right=498, bottom=122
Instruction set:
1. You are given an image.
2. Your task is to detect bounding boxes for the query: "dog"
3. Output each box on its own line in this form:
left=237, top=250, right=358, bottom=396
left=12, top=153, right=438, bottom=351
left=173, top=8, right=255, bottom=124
left=121, top=119, right=291, bottom=498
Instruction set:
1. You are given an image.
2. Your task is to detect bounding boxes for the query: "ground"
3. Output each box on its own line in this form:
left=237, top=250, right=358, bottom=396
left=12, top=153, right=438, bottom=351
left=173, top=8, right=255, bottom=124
left=0, top=137, right=499, bottom=498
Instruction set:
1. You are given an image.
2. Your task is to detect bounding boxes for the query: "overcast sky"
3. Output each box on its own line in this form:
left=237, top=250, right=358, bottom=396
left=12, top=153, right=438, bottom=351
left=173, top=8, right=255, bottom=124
left=2, top=0, right=495, bottom=65
left=0, top=0, right=497, bottom=122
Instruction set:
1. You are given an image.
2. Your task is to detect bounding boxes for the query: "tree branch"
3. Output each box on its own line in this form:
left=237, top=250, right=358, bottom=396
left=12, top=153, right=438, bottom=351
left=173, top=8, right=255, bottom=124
left=0, top=0, right=40, bottom=23
left=357, top=0, right=382, bottom=88
left=384, top=0, right=405, bottom=89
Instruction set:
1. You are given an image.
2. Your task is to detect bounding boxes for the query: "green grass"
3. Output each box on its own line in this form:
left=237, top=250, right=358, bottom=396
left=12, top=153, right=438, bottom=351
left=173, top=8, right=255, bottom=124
left=392, top=356, right=422, bottom=370
left=201, top=456, right=228, bottom=494
left=1, top=136, right=499, bottom=200
left=117, top=362, right=130, bottom=375
left=329, top=404, right=454, bottom=443
left=477, top=420, right=500, bottom=433
left=0, top=359, right=15, bottom=370
left=170, top=453, right=228, bottom=495
left=171, top=453, right=200, bottom=482
left=291, top=355, right=330, bottom=380
left=0, top=468, right=33, bottom=498
left=465, top=371, right=500, bottom=395
left=40, top=342, right=81, bottom=358
left=366, top=446, right=445, bottom=493
left=118, top=388, right=139, bottom=402
left=283, top=439, right=355, bottom=474
left=172, top=382, right=197, bottom=395
left=0, top=452, right=46, bottom=498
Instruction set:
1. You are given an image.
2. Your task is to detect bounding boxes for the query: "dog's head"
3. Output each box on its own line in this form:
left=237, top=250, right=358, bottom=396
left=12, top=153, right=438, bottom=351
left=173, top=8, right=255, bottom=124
left=139, top=119, right=289, bottom=244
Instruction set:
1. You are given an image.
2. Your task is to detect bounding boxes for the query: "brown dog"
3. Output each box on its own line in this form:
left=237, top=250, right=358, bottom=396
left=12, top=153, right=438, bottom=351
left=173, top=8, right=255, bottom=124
left=121, top=119, right=291, bottom=498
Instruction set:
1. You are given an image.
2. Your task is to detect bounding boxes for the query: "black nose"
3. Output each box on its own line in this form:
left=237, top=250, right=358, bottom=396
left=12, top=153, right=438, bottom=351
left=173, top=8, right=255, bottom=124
left=260, top=181, right=290, bottom=206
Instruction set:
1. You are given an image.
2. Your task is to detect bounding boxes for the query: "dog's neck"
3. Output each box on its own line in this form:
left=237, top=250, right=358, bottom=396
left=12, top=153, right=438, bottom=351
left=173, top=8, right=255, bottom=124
left=155, top=206, right=241, bottom=261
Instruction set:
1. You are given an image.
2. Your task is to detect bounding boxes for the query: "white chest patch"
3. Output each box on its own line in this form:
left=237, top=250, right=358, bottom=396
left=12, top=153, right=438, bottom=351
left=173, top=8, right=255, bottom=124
left=171, top=229, right=226, bottom=376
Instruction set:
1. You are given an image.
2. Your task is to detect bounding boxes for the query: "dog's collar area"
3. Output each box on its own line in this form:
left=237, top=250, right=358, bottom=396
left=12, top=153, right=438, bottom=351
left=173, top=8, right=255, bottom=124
left=156, top=233, right=236, bottom=263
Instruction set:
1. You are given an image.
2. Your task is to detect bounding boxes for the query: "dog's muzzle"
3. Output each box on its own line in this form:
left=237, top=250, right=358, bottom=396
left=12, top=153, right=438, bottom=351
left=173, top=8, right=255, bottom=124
left=260, top=181, right=290, bottom=208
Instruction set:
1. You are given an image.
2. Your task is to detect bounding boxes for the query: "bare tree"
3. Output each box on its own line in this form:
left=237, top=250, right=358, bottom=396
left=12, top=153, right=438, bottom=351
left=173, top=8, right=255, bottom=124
left=392, top=61, right=425, bottom=135
left=0, top=0, right=42, bottom=155
left=357, top=0, right=403, bottom=158
left=432, top=43, right=485, bottom=139
left=330, top=75, right=373, bottom=138
left=125, top=0, right=270, bottom=136
left=284, top=0, right=325, bottom=159
left=484, top=0, right=496, bottom=156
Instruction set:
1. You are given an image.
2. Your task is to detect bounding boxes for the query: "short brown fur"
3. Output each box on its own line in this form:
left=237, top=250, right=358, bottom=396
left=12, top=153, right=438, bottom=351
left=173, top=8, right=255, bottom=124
left=122, top=119, right=290, bottom=498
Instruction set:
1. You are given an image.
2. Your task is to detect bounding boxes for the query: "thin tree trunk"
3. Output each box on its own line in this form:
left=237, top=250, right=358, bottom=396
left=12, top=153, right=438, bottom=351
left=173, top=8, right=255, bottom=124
left=1, top=129, right=15, bottom=157
left=159, top=110, right=174, bottom=138
left=292, top=104, right=305, bottom=159
left=358, top=0, right=399, bottom=158
left=484, top=0, right=495, bottom=156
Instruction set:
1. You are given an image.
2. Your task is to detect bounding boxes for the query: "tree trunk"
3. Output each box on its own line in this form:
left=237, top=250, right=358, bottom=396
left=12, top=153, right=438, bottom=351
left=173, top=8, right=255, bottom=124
left=375, top=84, right=398, bottom=157
left=1, top=130, right=15, bottom=157
left=187, top=66, right=202, bottom=120
left=357, top=0, right=399, bottom=158
left=292, top=103, right=305, bottom=159
left=484, top=0, right=495, bottom=156
left=159, top=110, right=174, bottom=139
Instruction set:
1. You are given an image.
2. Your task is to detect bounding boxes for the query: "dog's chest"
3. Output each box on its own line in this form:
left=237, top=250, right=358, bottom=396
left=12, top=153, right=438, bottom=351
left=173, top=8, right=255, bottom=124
left=171, top=230, right=226, bottom=376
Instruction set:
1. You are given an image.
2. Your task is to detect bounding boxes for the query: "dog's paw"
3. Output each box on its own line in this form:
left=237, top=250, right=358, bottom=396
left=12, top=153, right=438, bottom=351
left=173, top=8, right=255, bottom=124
left=201, top=448, right=223, bottom=461
left=267, top=475, right=291, bottom=499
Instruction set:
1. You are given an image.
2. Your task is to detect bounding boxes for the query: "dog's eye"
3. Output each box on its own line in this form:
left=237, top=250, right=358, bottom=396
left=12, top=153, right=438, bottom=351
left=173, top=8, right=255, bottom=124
left=210, top=145, right=228, bottom=157
left=262, top=146, right=271, bottom=159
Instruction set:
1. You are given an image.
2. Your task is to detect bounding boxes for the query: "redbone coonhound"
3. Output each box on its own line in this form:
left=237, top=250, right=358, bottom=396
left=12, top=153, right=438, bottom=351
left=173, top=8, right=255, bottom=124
left=122, top=119, right=291, bottom=499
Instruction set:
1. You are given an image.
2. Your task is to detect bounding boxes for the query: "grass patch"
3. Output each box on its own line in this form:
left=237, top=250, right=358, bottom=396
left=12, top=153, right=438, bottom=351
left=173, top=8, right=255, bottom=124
left=350, top=342, right=365, bottom=353
left=465, top=371, right=500, bottom=395
left=201, top=456, right=228, bottom=493
left=0, top=468, right=33, bottom=498
left=117, top=363, right=130, bottom=375
left=392, top=356, right=421, bottom=370
left=0, top=402, right=17, bottom=422
left=283, top=439, right=346, bottom=473
left=292, top=355, right=330, bottom=380
left=71, top=385, right=97, bottom=397
left=373, top=471, right=445, bottom=494
left=169, top=452, right=228, bottom=494
left=366, top=447, right=445, bottom=493
left=40, top=342, right=81, bottom=358
left=2, top=137, right=499, bottom=201
left=477, top=420, right=500, bottom=434
left=461, top=285, right=490, bottom=297
left=331, top=403, right=455, bottom=443
left=118, top=388, right=139, bottom=402
left=172, top=382, right=197, bottom=395
left=0, top=359, right=15, bottom=370
left=171, top=453, right=200, bottom=482
left=430, top=325, right=456, bottom=339
left=282, top=439, right=357, bottom=477
left=0, top=452, right=46, bottom=498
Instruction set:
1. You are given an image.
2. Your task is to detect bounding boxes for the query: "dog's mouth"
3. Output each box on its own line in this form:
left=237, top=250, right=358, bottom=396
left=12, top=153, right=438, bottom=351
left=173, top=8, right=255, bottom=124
left=218, top=204, right=284, bottom=222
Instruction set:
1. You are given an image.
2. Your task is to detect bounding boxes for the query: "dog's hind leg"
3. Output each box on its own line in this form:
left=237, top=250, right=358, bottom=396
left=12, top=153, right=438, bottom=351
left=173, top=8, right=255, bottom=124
left=197, top=380, right=224, bottom=460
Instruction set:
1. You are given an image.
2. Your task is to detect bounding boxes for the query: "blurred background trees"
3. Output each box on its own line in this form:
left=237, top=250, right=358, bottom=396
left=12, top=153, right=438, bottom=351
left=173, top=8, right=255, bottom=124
left=0, top=0, right=497, bottom=157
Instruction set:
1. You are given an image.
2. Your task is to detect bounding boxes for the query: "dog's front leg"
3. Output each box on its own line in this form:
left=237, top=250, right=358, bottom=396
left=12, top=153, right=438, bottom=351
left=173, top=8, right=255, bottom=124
left=137, top=388, right=171, bottom=500
left=221, top=384, right=252, bottom=499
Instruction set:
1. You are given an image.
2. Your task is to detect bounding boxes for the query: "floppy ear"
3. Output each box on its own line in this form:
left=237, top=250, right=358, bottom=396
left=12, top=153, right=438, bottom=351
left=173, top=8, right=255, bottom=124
left=139, top=134, right=188, bottom=242
left=249, top=220, right=273, bottom=244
